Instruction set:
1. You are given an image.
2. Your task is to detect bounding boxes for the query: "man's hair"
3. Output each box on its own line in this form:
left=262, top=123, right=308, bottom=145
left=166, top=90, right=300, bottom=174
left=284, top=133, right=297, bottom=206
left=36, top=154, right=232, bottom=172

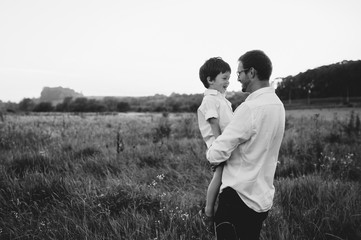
left=199, top=57, right=231, bottom=88
left=238, top=50, right=272, bottom=80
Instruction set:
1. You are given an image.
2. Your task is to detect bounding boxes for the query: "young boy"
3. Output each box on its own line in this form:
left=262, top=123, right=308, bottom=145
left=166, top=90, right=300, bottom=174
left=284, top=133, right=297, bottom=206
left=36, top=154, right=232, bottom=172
left=197, top=57, right=233, bottom=232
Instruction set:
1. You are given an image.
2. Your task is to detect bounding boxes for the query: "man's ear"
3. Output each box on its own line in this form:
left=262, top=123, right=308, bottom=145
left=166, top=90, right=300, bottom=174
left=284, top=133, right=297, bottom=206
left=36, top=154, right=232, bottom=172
left=249, top=67, right=257, bottom=79
left=207, top=76, right=213, bottom=85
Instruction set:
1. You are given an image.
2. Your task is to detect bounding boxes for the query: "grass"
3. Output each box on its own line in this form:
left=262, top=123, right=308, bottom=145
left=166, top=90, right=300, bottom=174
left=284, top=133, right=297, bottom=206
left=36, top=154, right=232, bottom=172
left=0, top=109, right=360, bottom=239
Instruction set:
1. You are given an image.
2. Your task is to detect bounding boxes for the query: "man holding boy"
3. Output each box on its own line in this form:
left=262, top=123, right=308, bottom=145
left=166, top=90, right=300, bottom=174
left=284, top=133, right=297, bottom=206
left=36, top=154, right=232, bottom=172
left=207, top=50, right=285, bottom=239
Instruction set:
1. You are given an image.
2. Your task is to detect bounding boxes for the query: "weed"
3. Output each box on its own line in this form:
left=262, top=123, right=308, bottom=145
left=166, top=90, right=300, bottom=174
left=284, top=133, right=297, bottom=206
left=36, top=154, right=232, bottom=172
left=82, top=158, right=121, bottom=179
left=6, top=154, right=53, bottom=178
left=73, top=147, right=102, bottom=159
left=95, top=184, right=161, bottom=216
left=152, top=114, right=171, bottom=144
left=275, top=176, right=361, bottom=240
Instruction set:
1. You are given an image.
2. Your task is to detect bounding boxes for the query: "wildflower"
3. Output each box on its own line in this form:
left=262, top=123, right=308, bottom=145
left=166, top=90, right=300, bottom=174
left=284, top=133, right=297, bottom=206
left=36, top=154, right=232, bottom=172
left=157, top=174, right=165, bottom=180
left=39, top=221, right=46, bottom=231
left=12, top=211, right=19, bottom=219
left=180, top=213, right=189, bottom=221
left=39, top=150, right=47, bottom=157
left=159, top=206, right=165, bottom=212
left=152, top=180, right=157, bottom=186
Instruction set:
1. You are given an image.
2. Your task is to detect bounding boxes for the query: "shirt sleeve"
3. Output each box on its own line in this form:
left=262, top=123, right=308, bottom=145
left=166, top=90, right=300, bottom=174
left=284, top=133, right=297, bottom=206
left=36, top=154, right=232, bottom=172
left=206, top=104, right=253, bottom=164
left=199, top=96, right=219, bottom=121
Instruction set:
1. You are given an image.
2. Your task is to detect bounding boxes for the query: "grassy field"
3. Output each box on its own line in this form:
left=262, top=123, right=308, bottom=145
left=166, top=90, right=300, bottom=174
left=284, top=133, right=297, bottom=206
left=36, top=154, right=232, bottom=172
left=286, top=107, right=361, bottom=120
left=0, top=108, right=360, bottom=240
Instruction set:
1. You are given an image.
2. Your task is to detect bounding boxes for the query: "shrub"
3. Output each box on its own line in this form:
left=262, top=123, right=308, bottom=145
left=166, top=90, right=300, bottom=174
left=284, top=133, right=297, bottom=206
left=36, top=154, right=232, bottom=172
left=320, top=152, right=361, bottom=181
left=152, top=114, right=171, bottom=144
left=73, top=147, right=102, bottom=159
left=95, top=184, right=161, bottom=217
left=172, top=114, right=199, bottom=139
left=82, top=158, right=121, bottom=179
left=7, top=154, right=53, bottom=178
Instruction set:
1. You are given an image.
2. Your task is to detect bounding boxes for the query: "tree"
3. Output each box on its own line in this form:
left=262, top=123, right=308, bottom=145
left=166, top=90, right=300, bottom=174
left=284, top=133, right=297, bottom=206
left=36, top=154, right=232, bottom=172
left=117, top=102, right=130, bottom=112
left=86, top=99, right=106, bottom=112
left=55, top=97, right=73, bottom=112
left=33, top=102, right=54, bottom=112
left=18, top=98, right=35, bottom=112
left=69, top=98, right=88, bottom=112
left=103, top=97, right=119, bottom=111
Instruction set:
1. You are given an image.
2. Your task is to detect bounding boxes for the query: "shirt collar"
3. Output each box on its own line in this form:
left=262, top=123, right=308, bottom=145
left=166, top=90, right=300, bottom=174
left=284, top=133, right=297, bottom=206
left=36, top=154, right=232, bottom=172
left=246, top=87, right=275, bottom=101
left=204, top=89, right=226, bottom=97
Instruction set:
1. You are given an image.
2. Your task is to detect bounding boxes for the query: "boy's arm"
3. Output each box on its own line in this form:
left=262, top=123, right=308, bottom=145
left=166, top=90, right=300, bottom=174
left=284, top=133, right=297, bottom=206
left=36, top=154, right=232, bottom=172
left=208, top=117, right=222, bottom=170
left=208, top=117, right=221, bottom=139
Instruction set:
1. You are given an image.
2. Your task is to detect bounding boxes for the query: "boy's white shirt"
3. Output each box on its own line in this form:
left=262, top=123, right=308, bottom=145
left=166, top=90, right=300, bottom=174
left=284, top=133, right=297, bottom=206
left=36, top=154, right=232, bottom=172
left=206, top=87, right=286, bottom=212
left=197, top=89, right=233, bottom=149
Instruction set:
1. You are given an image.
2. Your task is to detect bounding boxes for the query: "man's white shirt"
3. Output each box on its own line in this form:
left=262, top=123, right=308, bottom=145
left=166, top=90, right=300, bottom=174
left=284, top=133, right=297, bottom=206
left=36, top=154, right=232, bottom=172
left=207, top=87, right=285, bottom=212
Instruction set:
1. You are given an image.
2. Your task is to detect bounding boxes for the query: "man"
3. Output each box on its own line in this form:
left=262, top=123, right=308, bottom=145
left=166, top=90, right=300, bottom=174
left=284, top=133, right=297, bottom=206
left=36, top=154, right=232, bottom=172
left=207, top=50, right=285, bottom=239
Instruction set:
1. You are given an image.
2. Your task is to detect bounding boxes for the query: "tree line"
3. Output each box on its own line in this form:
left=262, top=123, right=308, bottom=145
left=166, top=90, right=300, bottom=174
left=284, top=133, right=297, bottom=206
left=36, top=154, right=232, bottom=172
left=275, top=60, right=361, bottom=103
left=9, top=92, right=248, bottom=113
left=1, top=59, right=360, bottom=113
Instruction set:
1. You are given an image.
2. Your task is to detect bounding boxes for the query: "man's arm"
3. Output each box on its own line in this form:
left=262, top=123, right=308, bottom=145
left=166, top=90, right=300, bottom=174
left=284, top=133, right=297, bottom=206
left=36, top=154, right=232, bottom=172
left=207, top=104, right=253, bottom=164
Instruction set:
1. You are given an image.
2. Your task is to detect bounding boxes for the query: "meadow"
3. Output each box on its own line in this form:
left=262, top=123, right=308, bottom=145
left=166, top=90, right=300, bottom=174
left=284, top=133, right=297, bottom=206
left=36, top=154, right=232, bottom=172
left=0, top=108, right=360, bottom=240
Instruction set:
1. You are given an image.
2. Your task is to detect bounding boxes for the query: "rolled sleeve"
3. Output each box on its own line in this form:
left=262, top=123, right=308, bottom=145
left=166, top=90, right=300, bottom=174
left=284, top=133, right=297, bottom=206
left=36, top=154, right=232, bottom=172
left=200, top=97, right=219, bottom=121
left=204, top=109, right=218, bottom=120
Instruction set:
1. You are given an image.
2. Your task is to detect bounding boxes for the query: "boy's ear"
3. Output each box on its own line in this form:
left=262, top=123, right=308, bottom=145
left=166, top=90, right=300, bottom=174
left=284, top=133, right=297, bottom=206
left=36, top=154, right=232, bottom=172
left=207, top=76, right=213, bottom=85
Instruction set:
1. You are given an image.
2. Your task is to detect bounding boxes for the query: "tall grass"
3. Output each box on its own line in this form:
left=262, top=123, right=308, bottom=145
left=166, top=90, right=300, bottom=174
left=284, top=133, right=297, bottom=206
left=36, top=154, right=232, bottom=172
left=0, top=110, right=360, bottom=239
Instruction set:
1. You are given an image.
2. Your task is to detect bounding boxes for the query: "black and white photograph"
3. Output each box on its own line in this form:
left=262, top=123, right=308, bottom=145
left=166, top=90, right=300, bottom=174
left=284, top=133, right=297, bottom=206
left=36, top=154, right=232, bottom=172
left=0, top=0, right=360, bottom=239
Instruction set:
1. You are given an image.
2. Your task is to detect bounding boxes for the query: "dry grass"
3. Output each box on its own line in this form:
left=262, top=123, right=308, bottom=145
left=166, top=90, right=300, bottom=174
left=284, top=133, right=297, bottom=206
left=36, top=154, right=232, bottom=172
left=0, top=109, right=360, bottom=239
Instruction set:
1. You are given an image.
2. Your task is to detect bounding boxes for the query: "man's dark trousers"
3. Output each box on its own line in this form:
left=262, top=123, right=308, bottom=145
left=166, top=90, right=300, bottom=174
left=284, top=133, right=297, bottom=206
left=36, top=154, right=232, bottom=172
left=215, top=187, right=268, bottom=240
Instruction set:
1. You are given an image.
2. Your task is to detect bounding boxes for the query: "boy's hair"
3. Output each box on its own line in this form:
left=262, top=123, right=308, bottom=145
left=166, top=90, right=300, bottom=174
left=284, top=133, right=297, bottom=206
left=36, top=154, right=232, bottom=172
left=238, top=50, right=272, bottom=80
left=199, top=57, right=231, bottom=88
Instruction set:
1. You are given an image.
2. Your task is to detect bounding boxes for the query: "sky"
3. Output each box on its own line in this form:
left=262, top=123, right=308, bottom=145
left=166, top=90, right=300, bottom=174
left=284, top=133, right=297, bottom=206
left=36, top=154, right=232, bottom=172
left=0, top=0, right=360, bottom=103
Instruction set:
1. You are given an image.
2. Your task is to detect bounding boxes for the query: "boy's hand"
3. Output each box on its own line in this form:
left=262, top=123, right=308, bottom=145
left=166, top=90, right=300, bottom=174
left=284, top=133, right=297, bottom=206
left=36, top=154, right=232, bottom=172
left=210, top=163, right=222, bottom=172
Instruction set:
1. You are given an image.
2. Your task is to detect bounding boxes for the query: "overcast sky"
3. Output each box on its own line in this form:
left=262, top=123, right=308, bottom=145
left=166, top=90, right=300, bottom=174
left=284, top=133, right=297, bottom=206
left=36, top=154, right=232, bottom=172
left=1, top=0, right=360, bottom=103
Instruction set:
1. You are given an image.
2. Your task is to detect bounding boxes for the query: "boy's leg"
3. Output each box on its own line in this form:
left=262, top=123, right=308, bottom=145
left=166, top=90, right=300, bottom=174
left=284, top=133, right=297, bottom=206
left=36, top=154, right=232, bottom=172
left=200, top=166, right=223, bottom=233
left=214, top=187, right=268, bottom=240
left=205, top=166, right=223, bottom=216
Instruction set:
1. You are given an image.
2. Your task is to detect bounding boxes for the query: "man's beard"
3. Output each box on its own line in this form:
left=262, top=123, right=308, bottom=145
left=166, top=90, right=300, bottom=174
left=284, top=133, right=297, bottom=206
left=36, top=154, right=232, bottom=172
left=241, top=80, right=250, bottom=92
left=242, top=84, right=247, bottom=92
